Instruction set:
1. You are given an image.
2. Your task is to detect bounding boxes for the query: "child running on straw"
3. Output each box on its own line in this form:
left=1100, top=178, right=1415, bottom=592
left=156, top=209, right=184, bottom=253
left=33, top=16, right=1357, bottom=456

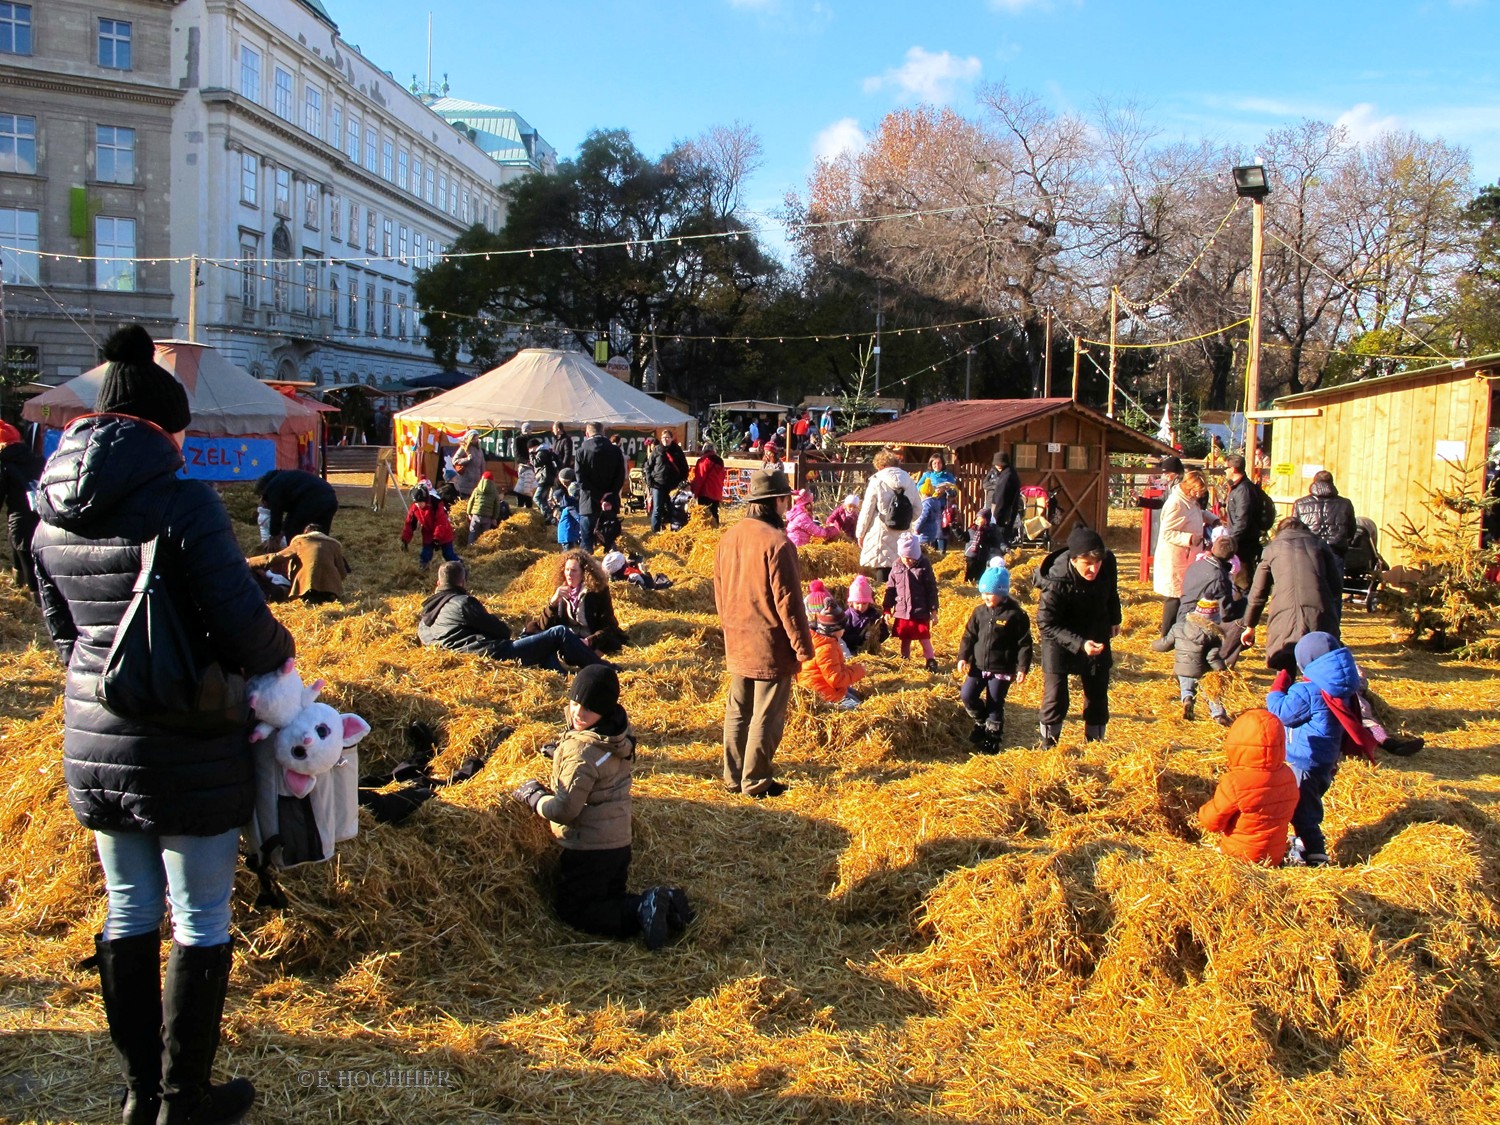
left=799, top=602, right=867, bottom=710
left=956, top=558, right=1032, bottom=753
left=884, top=531, right=941, bottom=673
left=401, top=484, right=460, bottom=570
left=511, top=666, right=693, bottom=949
left=1197, top=709, right=1300, bottom=865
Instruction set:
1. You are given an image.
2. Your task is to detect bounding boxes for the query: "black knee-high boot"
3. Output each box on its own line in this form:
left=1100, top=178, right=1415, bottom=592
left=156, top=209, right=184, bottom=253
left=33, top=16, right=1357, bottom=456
left=93, top=931, right=163, bottom=1125
left=157, top=941, right=254, bottom=1125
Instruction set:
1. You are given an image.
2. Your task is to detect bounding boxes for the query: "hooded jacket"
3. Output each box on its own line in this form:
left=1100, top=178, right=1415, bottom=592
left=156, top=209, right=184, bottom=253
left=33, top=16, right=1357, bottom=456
left=417, top=587, right=513, bottom=654
left=785, top=497, right=837, bottom=548
left=1033, top=544, right=1122, bottom=674
left=30, top=414, right=295, bottom=836
left=536, top=710, right=637, bottom=850
left=1293, top=479, right=1357, bottom=555
left=1245, top=523, right=1340, bottom=671
left=1266, top=643, right=1361, bottom=771
left=958, top=598, right=1033, bottom=676
left=247, top=530, right=350, bottom=599
left=402, top=499, right=454, bottom=547
left=1198, top=709, right=1301, bottom=865
left=884, top=555, right=939, bottom=621
left=691, top=450, right=726, bottom=502
left=854, top=465, right=921, bottom=568
left=467, top=474, right=503, bottom=523
left=256, top=468, right=337, bottom=541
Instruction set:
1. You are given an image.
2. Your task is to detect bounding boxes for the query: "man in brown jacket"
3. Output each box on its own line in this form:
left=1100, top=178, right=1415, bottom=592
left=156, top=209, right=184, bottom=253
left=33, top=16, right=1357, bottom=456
left=713, top=467, right=815, bottom=799
left=247, top=523, right=351, bottom=603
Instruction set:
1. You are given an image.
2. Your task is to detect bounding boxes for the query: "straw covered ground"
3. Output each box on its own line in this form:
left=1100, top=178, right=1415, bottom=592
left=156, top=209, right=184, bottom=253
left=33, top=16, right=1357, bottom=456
left=2, top=480, right=1499, bottom=1123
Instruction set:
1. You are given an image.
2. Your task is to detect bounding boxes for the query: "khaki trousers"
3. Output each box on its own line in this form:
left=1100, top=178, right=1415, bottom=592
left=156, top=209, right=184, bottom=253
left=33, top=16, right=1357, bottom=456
left=722, top=675, right=793, bottom=796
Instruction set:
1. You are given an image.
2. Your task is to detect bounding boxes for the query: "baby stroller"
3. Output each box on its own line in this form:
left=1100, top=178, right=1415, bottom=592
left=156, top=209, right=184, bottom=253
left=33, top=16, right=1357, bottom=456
left=1342, top=516, right=1387, bottom=613
left=624, top=467, right=649, bottom=513
left=666, top=487, right=693, bottom=531
left=1011, top=484, right=1057, bottom=550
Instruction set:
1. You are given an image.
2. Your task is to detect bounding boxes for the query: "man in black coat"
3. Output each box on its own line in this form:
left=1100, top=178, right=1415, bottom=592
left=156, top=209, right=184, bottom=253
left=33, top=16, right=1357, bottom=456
left=31, top=324, right=294, bottom=1123
left=983, top=452, right=1021, bottom=546
left=1033, top=525, right=1122, bottom=748
left=253, top=468, right=338, bottom=548
left=1241, top=517, right=1340, bottom=672
left=417, top=562, right=604, bottom=672
left=0, top=425, right=42, bottom=593
left=645, top=428, right=689, bottom=534
left=1292, top=470, right=1356, bottom=589
left=1222, top=455, right=1264, bottom=586
left=576, top=421, right=626, bottom=550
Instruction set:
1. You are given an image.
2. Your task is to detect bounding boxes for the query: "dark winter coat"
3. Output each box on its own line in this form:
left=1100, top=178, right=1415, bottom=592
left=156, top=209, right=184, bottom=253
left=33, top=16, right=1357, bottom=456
left=550, top=431, right=575, bottom=471
left=1267, top=644, right=1361, bottom=771
left=1244, top=524, right=1340, bottom=671
left=645, top=442, right=689, bottom=490
left=256, top=469, right=337, bottom=540
left=576, top=435, right=626, bottom=516
left=1172, top=610, right=1228, bottom=679
left=884, top=557, right=939, bottom=621
left=983, top=465, right=1021, bottom=527
left=31, top=415, right=295, bottom=837
left=530, top=446, right=560, bottom=493
left=528, top=585, right=628, bottom=654
left=957, top=598, right=1033, bottom=676
left=416, top=587, right=513, bottom=655
left=1033, top=545, right=1122, bottom=675
left=1177, top=555, right=1243, bottom=626
left=1, top=439, right=42, bottom=517
left=1223, top=475, right=1260, bottom=549
left=1293, top=480, right=1357, bottom=555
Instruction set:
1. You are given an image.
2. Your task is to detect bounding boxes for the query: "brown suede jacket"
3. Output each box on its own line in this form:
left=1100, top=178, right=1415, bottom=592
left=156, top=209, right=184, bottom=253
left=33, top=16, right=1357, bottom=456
left=713, top=514, right=815, bottom=680
left=248, top=531, right=350, bottom=599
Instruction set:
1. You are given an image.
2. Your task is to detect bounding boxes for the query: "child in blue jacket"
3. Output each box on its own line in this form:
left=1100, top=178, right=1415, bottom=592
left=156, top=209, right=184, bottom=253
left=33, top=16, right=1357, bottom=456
left=1266, top=631, right=1360, bottom=867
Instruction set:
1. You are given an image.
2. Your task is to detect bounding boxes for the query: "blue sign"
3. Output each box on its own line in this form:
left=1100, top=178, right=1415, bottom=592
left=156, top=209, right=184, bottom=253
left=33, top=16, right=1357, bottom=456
left=40, top=430, right=276, bottom=481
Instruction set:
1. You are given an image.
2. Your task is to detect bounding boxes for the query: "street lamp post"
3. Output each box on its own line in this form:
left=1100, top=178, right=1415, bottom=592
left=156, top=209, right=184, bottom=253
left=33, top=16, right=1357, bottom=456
left=1233, top=162, right=1271, bottom=466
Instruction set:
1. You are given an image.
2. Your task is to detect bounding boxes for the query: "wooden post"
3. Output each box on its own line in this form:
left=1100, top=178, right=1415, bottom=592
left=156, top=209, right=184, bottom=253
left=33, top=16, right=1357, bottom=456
left=1071, top=338, right=1081, bottom=401
left=1245, top=196, right=1265, bottom=462
left=1043, top=308, right=1053, bottom=397
left=187, top=255, right=199, bottom=342
left=1107, top=287, right=1118, bottom=417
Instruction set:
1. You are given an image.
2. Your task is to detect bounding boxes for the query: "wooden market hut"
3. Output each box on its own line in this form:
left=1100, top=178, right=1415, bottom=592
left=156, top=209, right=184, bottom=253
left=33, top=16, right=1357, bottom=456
left=1263, top=355, right=1500, bottom=566
left=842, top=398, right=1176, bottom=536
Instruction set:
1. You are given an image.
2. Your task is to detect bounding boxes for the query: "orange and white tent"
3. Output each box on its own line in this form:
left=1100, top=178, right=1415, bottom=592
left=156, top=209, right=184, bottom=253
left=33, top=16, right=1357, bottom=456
left=24, top=340, right=321, bottom=480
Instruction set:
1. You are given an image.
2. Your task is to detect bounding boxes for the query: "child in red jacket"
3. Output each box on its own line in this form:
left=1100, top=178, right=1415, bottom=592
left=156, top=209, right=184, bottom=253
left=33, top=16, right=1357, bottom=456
left=1198, top=709, right=1301, bottom=866
left=402, top=486, right=460, bottom=570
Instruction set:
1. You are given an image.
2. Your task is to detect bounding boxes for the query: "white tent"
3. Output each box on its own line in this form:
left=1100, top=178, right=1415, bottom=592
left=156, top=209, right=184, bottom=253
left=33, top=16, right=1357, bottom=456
left=391, top=349, right=695, bottom=484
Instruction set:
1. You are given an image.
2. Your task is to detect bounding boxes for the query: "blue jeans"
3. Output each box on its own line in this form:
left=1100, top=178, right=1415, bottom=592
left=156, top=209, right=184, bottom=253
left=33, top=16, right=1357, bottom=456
left=420, top=541, right=460, bottom=567
left=1177, top=675, right=1227, bottom=718
left=916, top=497, right=946, bottom=549
left=93, top=828, right=242, bottom=946
left=1289, top=762, right=1337, bottom=858
left=579, top=512, right=596, bottom=550
left=650, top=485, right=675, bottom=532
left=505, top=624, right=604, bottom=672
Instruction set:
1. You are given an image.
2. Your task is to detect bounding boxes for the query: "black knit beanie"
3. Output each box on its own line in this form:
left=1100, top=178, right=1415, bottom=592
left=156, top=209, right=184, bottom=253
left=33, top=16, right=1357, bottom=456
left=97, top=325, right=192, bottom=433
left=569, top=664, right=620, bottom=716
left=1067, top=525, right=1106, bottom=558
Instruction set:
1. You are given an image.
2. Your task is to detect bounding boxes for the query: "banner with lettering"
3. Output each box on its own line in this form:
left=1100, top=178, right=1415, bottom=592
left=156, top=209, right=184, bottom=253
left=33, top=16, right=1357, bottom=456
left=41, top=430, right=276, bottom=481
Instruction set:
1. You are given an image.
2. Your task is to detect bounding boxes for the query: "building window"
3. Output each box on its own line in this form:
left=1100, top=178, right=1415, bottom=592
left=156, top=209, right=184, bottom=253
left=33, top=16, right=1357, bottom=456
left=381, top=217, right=393, bottom=257
left=347, top=277, right=358, bottom=330
left=94, top=216, right=136, bottom=291
left=98, top=19, right=131, bottom=70
left=381, top=287, right=392, bottom=337
left=410, top=155, right=422, bottom=196
left=240, top=235, right=259, bottom=308
left=274, top=168, right=291, bottom=218
left=397, top=149, right=408, bottom=190
left=0, top=4, right=32, bottom=56
left=437, top=174, right=447, bottom=213
left=382, top=139, right=393, bottom=181
left=303, top=84, right=322, bottom=139
left=427, top=236, right=437, bottom=267
left=1012, top=443, right=1039, bottom=471
left=240, top=153, right=258, bottom=204
left=347, top=201, right=359, bottom=246
left=345, top=117, right=359, bottom=163
left=330, top=104, right=341, bottom=148
left=364, top=129, right=376, bottom=173
left=301, top=254, right=318, bottom=316
left=96, top=125, right=135, bottom=185
left=304, top=182, right=320, bottom=228
left=271, top=225, right=291, bottom=313
left=461, top=188, right=469, bottom=224
left=328, top=194, right=341, bottom=241
left=239, top=45, right=261, bottom=102
left=273, top=68, right=293, bottom=120
left=1065, top=445, right=1091, bottom=472
left=329, top=274, right=340, bottom=326
left=0, top=113, right=37, bottom=174
left=365, top=209, right=376, bottom=252
left=425, top=166, right=434, bottom=204
left=0, top=206, right=39, bottom=284
left=364, top=281, right=375, bottom=335
left=411, top=228, right=423, bottom=268
left=396, top=289, right=407, bottom=339
left=398, top=225, right=408, bottom=265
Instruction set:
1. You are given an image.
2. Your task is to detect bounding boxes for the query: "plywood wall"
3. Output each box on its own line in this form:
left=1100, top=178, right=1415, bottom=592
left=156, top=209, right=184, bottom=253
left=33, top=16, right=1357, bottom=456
left=953, top=410, right=1110, bottom=535
left=1268, top=374, right=1492, bottom=565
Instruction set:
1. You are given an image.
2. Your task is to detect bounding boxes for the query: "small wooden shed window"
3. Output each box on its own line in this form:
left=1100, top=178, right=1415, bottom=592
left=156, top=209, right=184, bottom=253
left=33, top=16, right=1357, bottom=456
left=1065, top=445, right=1090, bottom=472
left=1013, top=442, right=1039, bottom=470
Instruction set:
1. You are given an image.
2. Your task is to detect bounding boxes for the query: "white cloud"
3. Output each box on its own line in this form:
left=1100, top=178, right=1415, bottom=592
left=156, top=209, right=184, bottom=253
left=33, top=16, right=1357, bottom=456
left=862, top=46, right=982, bottom=102
left=1334, top=102, right=1403, bottom=143
left=812, top=117, right=867, bottom=162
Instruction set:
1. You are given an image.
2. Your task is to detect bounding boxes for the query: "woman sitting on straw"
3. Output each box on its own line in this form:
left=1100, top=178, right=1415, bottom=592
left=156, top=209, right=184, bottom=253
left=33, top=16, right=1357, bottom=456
left=524, top=549, right=629, bottom=655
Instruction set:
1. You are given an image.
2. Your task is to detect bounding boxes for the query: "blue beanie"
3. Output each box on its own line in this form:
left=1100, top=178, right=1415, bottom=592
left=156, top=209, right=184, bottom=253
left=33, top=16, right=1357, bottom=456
left=1294, top=631, right=1341, bottom=670
left=977, top=557, right=1011, bottom=596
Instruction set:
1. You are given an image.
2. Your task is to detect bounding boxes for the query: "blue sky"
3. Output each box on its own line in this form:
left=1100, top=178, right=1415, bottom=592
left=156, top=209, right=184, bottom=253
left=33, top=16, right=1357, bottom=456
left=337, top=0, right=1500, bottom=243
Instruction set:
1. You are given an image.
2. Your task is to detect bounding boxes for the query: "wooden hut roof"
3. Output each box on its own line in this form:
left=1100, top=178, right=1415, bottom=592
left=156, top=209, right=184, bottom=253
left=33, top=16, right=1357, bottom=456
left=842, top=397, right=1176, bottom=455
left=1272, top=353, right=1500, bottom=407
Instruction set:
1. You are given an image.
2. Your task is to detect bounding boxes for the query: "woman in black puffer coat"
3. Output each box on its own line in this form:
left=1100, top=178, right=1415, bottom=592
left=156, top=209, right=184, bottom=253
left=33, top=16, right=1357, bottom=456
left=31, top=325, right=293, bottom=1125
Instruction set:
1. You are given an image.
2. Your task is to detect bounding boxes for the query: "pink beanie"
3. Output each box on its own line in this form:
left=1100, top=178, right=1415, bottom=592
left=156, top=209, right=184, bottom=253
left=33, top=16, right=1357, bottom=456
left=848, top=575, right=873, bottom=604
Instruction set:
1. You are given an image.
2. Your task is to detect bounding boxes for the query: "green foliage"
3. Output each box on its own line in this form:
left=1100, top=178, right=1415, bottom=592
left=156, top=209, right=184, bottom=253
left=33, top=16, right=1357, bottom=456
left=704, top=410, right=739, bottom=453
left=1383, top=460, right=1500, bottom=656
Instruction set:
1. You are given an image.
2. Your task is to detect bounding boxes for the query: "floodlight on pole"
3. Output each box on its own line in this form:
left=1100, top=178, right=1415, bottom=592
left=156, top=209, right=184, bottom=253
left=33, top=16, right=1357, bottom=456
left=1231, top=162, right=1272, bottom=200
left=1235, top=163, right=1271, bottom=468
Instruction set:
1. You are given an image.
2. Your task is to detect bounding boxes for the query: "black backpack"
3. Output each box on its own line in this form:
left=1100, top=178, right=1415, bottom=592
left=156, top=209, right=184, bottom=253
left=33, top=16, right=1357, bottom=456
left=884, top=485, right=914, bottom=531
left=1253, top=483, right=1278, bottom=535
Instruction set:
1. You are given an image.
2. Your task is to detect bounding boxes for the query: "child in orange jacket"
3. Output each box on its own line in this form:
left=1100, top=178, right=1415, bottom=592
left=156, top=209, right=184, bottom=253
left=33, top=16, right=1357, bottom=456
left=798, top=604, right=866, bottom=710
left=402, top=486, right=460, bottom=570
left=1198, top=709, right=1301, bottom=866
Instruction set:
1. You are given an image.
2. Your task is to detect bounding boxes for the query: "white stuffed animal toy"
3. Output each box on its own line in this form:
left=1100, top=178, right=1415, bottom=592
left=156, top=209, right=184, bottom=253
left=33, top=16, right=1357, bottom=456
left=271, top=702, right=371, bottom=798
left=247, top=657, right=326, bottom=744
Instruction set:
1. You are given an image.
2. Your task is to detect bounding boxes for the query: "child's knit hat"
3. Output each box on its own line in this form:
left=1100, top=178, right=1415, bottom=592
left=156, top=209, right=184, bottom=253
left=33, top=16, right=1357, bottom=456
left=847, top=574, right=874, bottom=605
left=897, top=532, right=922, bottom=560
left=842, top=494, right=860, bottom=508
left=978, top=557, right=1011, bottom=596
left=813, top=604, right=846, bottom=636
left=602, top=550, right=628, bottom=576
left=1195, top=597, right=1220, bottom=614
left=569, top=665, right=620, bottom=717
left=805, top=579, right=830, bottom=615
left=793, top=488, right=814, bottom=507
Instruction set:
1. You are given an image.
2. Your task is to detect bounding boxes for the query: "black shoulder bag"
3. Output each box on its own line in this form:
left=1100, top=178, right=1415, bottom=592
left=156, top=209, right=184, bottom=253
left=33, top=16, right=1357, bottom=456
left=96, top=501, right=249, bottom=736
